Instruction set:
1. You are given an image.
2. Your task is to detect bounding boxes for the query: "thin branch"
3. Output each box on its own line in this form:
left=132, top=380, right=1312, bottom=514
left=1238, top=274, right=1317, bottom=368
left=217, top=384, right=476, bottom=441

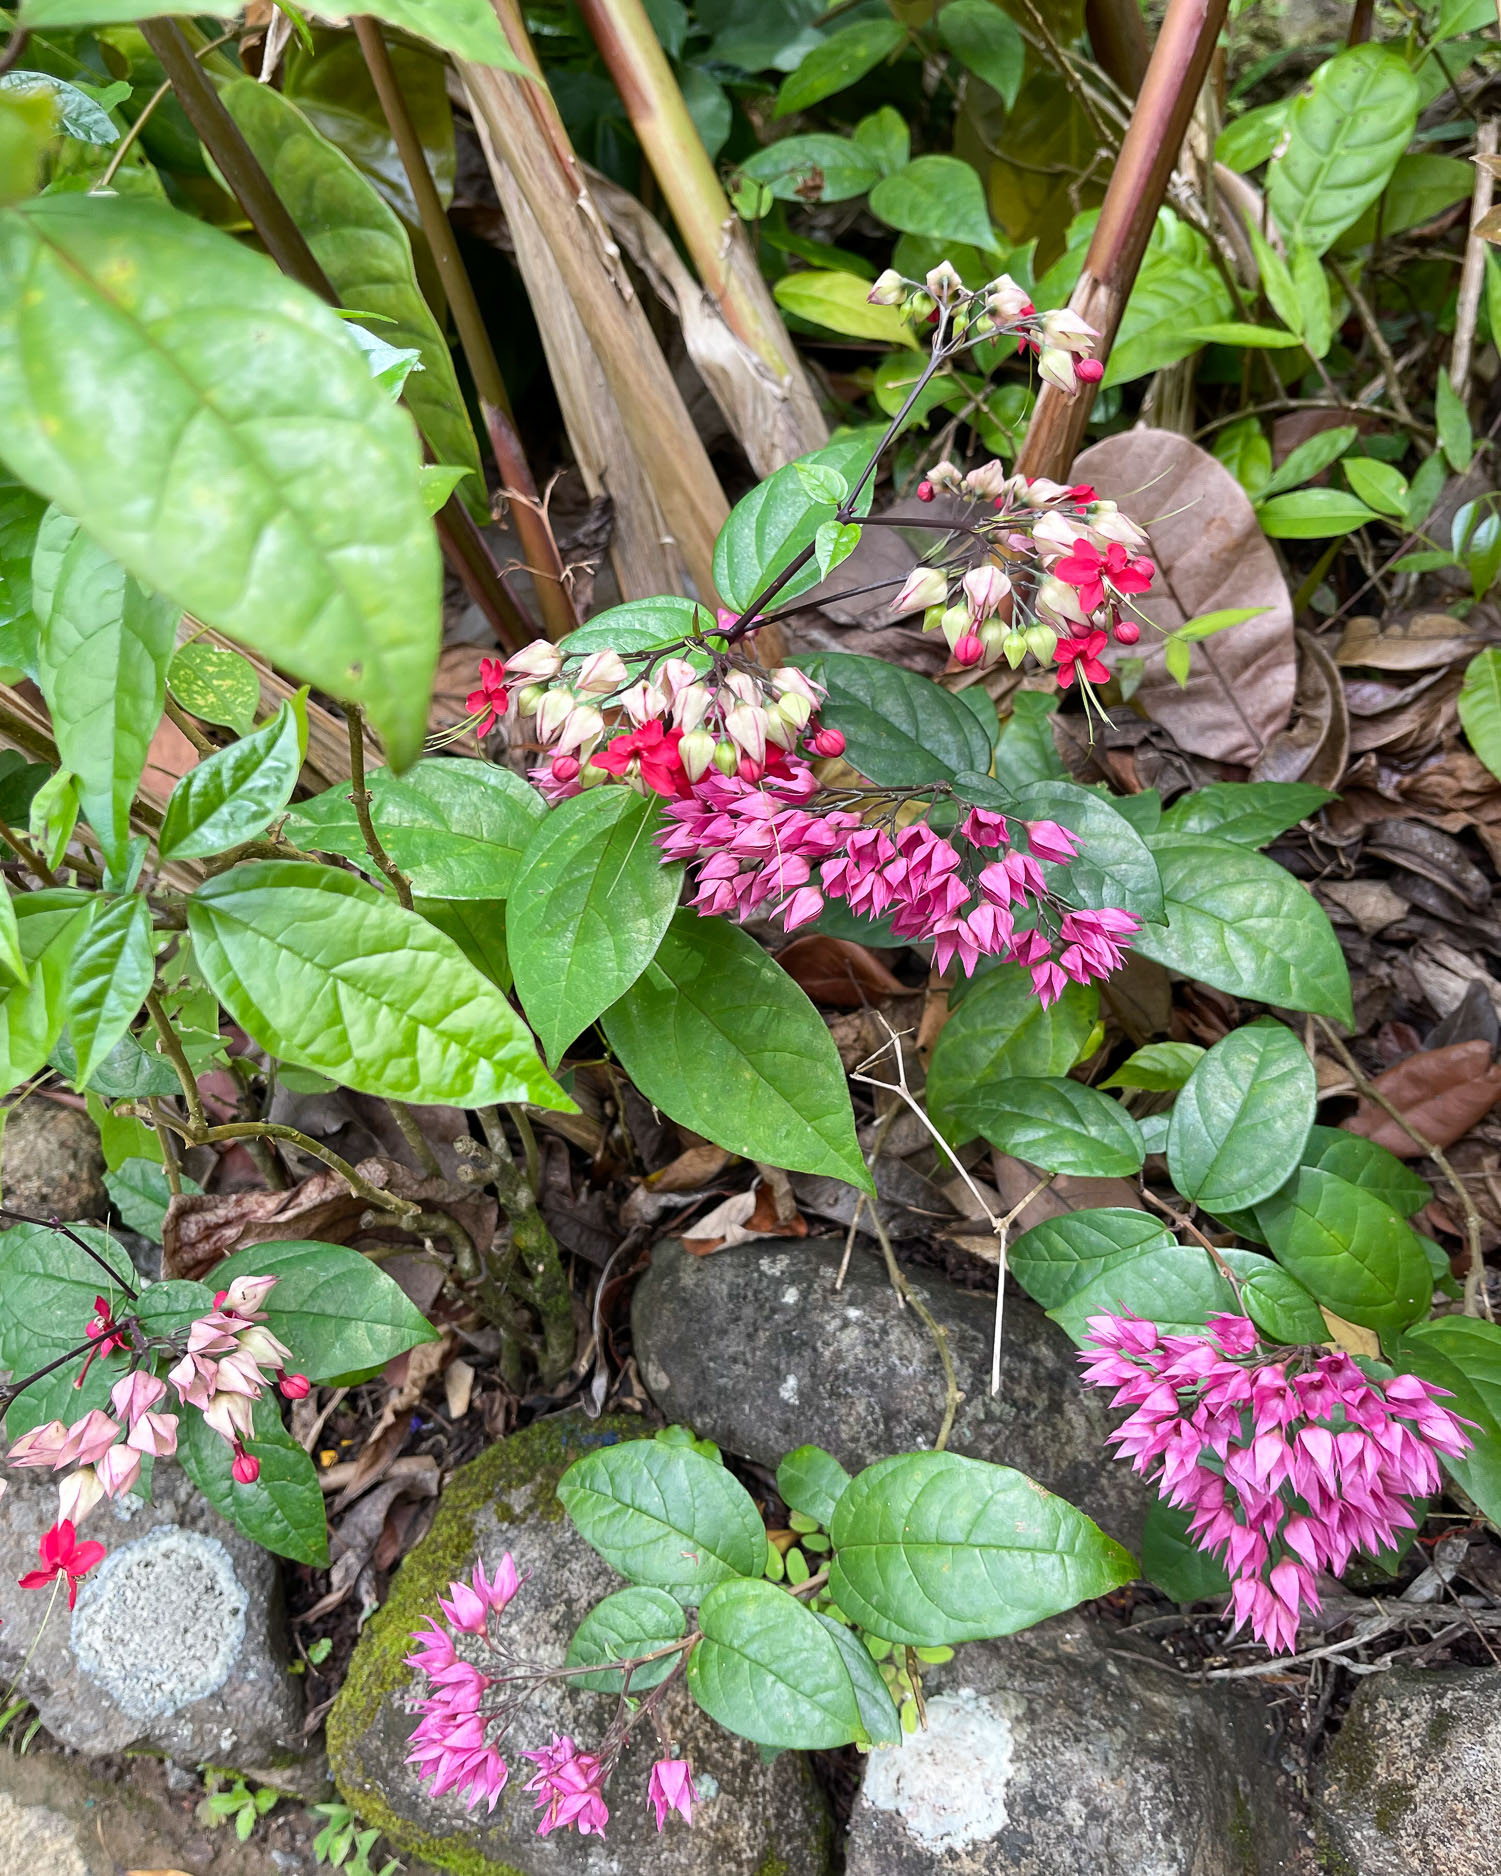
left=868, top=1202, right=962, bottom=1452
left=162, top=696, right=215, bottom=757
left=151, top=1109, right=421, bottom=1219
left=347, top=708, right=413, bottom=909
left=389, top=1100, right=442, bottom=1178
left=144, top=988, right=206, bottom=1131
left=1326, top=257, right=1417, bottom=429
left=0, top=814, right=59, bottom=886
left=0, top=26, right=29, bottom=78
left=1451, top=117, right=1500, bottom=401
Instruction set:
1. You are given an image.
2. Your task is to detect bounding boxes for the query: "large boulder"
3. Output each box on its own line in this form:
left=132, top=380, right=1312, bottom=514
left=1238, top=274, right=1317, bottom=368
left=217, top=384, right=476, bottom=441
left=0, top=1097, right=107, bottom=1220
left=0, top=1462, right=305, bottom=1777
left=844, top=1614, right=1315, bottom=1875
left=327, top=1413, right=832, bottom=1876
left=1317, top=1666, right=1501, bottom=1875
left=631, top=1238, right=1149, bottom=1551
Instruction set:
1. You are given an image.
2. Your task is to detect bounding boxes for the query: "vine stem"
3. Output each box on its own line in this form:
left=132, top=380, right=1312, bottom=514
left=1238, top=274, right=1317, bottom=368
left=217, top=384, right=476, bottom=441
left=0, top=814, right=60, bottom=886
left=0, top=1203, right=137, bottom=1299
left=1138, top=1184, right=1247, bottom=1308
left=0, top=25, right=29, bottom=78
left=348, top=707, right=413, bottom=908
left=0, top=1336, right=115, bottom=1414
left=152, top=1110, right=421, bottom=1220
left=145, top=987, right=206, bottom=1131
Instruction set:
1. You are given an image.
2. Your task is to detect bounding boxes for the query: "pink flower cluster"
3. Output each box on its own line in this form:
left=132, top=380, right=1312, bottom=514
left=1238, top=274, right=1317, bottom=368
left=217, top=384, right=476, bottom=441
left=1080, top=1312, right=1473, bottom=1653
left=405, top=1555, right=694, bottom=1838
left=658, top=759, right=1141, bottom=998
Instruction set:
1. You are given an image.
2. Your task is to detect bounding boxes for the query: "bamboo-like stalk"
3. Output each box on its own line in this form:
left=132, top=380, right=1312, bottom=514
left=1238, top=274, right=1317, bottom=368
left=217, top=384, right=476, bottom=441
left=353, top=18, right=577, bottom=641
left=460, top=0, right=728, bottom=602
left=1016, top=0, right=1231, bottom=482
left=574, top=0, right=828, bottom=470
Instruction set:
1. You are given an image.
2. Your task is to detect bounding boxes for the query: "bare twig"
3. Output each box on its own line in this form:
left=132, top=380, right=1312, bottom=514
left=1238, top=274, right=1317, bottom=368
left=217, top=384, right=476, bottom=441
left=1327, top=258, right=1417, bottom=429
left=1451, top=118, right=1500, bottom=401
left=144, top=988, right=206, bottom=1131
left=868, top=1203, right=962, bottom=1452
left=347, top=708, right=413, bottom=909
left=0, top=1205, right=138, bottom=1300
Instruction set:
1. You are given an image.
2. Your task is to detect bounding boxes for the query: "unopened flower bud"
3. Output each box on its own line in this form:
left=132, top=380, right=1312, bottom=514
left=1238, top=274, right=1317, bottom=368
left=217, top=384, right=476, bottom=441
left=775, top=689, right=813, bottom=731
left=926, top=460, right=963, bottom=493
left=619, top=680, right=668, bottom=725
left=908, top=291, right=935, bottom=323
left=231, top=1448, right=260, bottom=1485
left=713, top=740, right=740, bottom=776
left=939, top=604, right=972, bottom=651
left=963, top=563, right=1010, bottom=620
left=771, top=666, right=821, bottom=705
left=1076, top=357, right=1104, bottom=384
left=658, top=657, right=699, bottom=698
left=722, top=670, right=760, bottom=706
left=516, top=682, right=547, bottom=717
left=809, top=724, right=846, bottom=758
left=979, top=620, right=1007, bottom=654
left=223, top=1274, right=277, bottom=1316
left=925, top=260, right=963, bottom=300
left=1038, top=346, right=1079, bottom=395
left=961, top=459, right=1007, bottom=500
left=1042, top=307, right=1098, bottom=353
left=672, top=682, right=711, bottom=733
left=868, top=267, right=906, bottom=306
left=279, top=1372, right=311, bottom=1400
left=917, top=480, right=935, bottom=503
left=536, top=688, right=575, bottom=744
left=1003, top=627, right=1029, bottom=668
left=738, top=755, right=764, bottom=782
left=725, top=703, right=767, bottom=764
left=922, top=603, right=945, bottom=634
left=574, top=649, right=628, bottom=695
left=892, top=566, right=949, bottom=614
left=1019, top=476, right=1072, bottom=508
left=764, top=710, right=799, bottom=751
left=506, top=641, right=563, bottom=681
left=679, top=728, right=716, bottom=782
left=551, top=754, right=581, bottom=782
left=1037, top=572, right=1089, bottom=625
left=1026, top=622, right=1059, bottom=664
left=1114, top=618, right=1141, bottom=645
left=579, top=759, right=609, bottom=789
left=986, top=274, right=1033, bottom=321
left=557, top=703, right=604, bottom=755
left=1089, top=507, right=1149, bottom=550
left=953, top=632, right=984, bottom=667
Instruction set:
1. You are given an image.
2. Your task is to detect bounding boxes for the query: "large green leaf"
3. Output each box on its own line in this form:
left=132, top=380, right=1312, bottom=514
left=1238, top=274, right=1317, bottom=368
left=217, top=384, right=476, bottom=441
left=1134, top=833, right=1352, bottom=1023
left=1167, top=1021, right=1316, bottom=1213
left=159, top=694, right=306, bottom=860
left=827, top=1451, right=1135, bottom=1646
left=0, top=477, right=47, bottom=670
left=65, top=894, right=153, bottom=1088
left=557, top=1438, right=767, bottom=1595
left=1047, top=1242, right=1255, bottom=1345
left=285, top=758, right=545, bottom=899
left=869, top=155, right=998, bottom=254
left=0, top=888, right=94, bottom=1094
left=186, top=860, right=570, bottom=1110
left=1008, top=1208, right=1176, bottom=1311
left=178, top=1391, right=329, bottom=1566
left=0, top=195, right=441, bottom=768
left=1390, top=1317, right=1501, bottom=1525
left=1159, top=781, right=1336, bottom=848
left=924, top=962, right=1097, bottom=1141
left=1266, top=45, right=1420, bottom=255
left=508, top=788, right=681, bottom=1065
left=1140, top=1500, right=1230, bottom=1603
left=104, top=1155, right=200, bottom=1238
left=220, top=78, right=485, bottom=522
left=948, top=1075, right=1145, bottom=1176
left=688, top=1577, right=899, bottom=1749
left=775, top=19, right=904, bottom=115
left=1459, top=647, right=1501, bottom=784
left=601, top=912, right=869, bottom=1189
left=800, top=652, right=993, bottom=785
left=33, top=516, right=177, bottom=872
left=737, top=134, right=880, bottom=204
left=0, top=1218, right=134, bottom=1378
left=937, top=0, right=1025, bottom=108
left=1238, top=1258, right=1327, bottom=1345
left=565, top=1587, right=686, bottom=1694
left=713, top=432, right=879, bottom=612
left=1009, top=779, right=1165, bottom=922
left=1101, top=1041, right=1204, bottom=1092
left=1299, top=1124, right=1431, bottom=1219
left=1258, top=1167, right=1432, bottom=1336
left=1103, top=250, right=1231, bottom=387
left=777, top=1445, right=852, bottom=1528
left=558, top=596, right=709, bottom=662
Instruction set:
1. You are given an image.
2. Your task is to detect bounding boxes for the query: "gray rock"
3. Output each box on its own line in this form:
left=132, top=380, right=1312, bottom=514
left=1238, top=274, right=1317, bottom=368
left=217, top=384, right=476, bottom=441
left=1317, top=1666, right=1501, bottom=1875
left=632, top=1238, right=1149, bottom=1552
left=0, top=1789, right=91, bottom=1876
left=845, top=1614, right=1314, bottom=1876
left=0, top=1097, right=107, bottom=1220
left=328, top=1413, right=832, bottom=1876
left=0, top=1461, right=305, bottom=1773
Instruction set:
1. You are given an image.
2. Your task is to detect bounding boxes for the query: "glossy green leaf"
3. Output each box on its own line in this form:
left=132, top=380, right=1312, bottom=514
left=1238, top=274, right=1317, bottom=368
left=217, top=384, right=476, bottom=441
left=1008, top=1208, right=1176, bottom=1310
left=1344, top=457, right=1409, bottom=519
left=1135, top=834, right=1353, bottom=1023
left=689, top=1577, right=899, bottom=1748
left=1257, top=488, right=1379, bottom=537
left=1140, top=1499, right=1230, bottom=1602
left=1212, top=417, right=1273, bottom=498
left=1290, top=244, right=1332, bottom=357
left=773, top=269, right=918, bottom=348
left=925, top=962, right=1097, bottom=1141
left=1103, top=249, right=1231, bottom=387
left=178, top=1391, right=328, bottom=1567
left=937, top=0, right=1025, bottom=108
left=187, top=860, right=570, bottom=1110
left=0, top=888, right=94, bottom=1093
left=414, top=896, right=509, bottom=991
left=713, top=431, right=879, bottom=612
left=777, top=1445, right=852, bottom=1528
left=104, top=1155, right=200, bottom=1239
left=209, top=1238, right=437, bottom=1382
left=0, top=195, right=441, bottom=768
left=565, top=1587, right=686, bottom=1694
left=557, top=1437, right=767, bottom=1594
left=558, top=595, right=709, bottom=662
left=1047, top=1242, right=1249, bottom=1345
left=1215, top=99, right=1289, bottom=172
left=1101, top=1041, right=1204, bottom=1092
left=800, top=653, right=993, bottom=785
left=993, top=690, right=1065, bottom=787
left=949, top=1075, right=1144, bottom=1175
left=33, top=516, right=176, bottom=872
left=1244, top=220, right=1301, bottom=336
left=221, top=78, right=485, bottom=521
left=1258, top=1167, right=1432, bottom=1335
left=1390, top=1317, right=1501, bottom=1524
left=852, top=106, right=909, bottom=177
left=1266, top=45, right=1420, bottom=254
left=0, top=478, right=47, bottom=670
left=65, top=894, right=153, bottom=1088
left=737, top=133, right=879, bottom=204
left=0, top=881, right=23, bottom=986
left=775, top=19, right=903, bottom=115
left=508, top=788, right=680, bottom=1066
left=27, top=765, right=77, bottom=871
left=1158, top=781, right=1335, bottom=847
left=869, top=154, right=998, bottom=253
left=53, top=1027, right=176, bottom=1099
left=1167, top=1021, right=1316, bottom=1213
left=1436, top=365, right=1475, bottom=474
left=1300, top=1124, right=1431, bottom=1218
left=0, top=71, right=117, bottom=144
left=0, top=1218, right=134, bottom=1380
left=1238, top=1257, right=1328, bottom=1345
left=285, top=758, right=546, bottom=899
left=344, top=320, right=422, bottom=397
left=168, top=640, right=261, bottom=736
left=1186, top=322, right=1301, bottom=348
left=159, top=695, right=306, bottom=860
left=828, top=1451, right=1135, bottom=1646
left=1009, top=779, right=1165, bottom=922
left=601, top=912, right=869, bottom=1189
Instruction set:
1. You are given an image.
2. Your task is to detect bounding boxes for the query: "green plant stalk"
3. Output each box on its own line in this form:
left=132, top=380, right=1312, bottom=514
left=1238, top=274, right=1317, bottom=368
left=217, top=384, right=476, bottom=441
left=347, top=706, right=413, bottom=908
left=473, top=1110, right=573, bottom=1384
left=352, top=17, right=578, bottom=643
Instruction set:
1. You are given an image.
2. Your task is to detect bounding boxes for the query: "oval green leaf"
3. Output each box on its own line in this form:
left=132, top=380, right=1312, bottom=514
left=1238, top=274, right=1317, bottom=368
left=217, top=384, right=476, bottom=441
left=565, top=1586, right=686, bottom=1694
left=159, top=694, right=306, bottom=860
left=168, top=640, right=261, bottom=736
left=1008, top=1208, right=1177, bottom=1311
left=714, top=431, right=880, bottom=613
left=776, top=1444, right=852, bottom=1528
left=869, top=155, right=997, bottom=253
left=801, top=652, right=994, bottom=785
left=1390, top=1317, right=1501, bottom=1525
left=1010, top=778, right=1165, bottom=922
left=925, top=962, right=1097, bottom=1142
left=1167, top=1020, right=1316, bottom=1213
left=65, top=893, right=153, bottom=1088
left=949, top=1075, right=1145, bottom=1177
left=1257, top=1166, right=1432, bottom=1336
left=1299, top=1124, right=1432, bottom=1218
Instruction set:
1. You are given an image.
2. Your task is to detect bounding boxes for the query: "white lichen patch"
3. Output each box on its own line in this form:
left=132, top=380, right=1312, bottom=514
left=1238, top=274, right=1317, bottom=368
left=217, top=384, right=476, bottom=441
left=779, top=1374, right=801, bottom=1404
left=861, top=1688, right=1017, bottom=1852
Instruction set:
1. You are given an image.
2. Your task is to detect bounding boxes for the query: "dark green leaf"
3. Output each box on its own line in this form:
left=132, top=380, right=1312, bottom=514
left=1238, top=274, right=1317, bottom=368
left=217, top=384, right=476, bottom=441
left=66, top=893, right=153, bottom=1086
left=937, top=0, right=1025, bottom=107
left=993, top=690, right=1064, bottom=787
left=774, top=20, right=904, bottom=115
left=134, top=1276, right=216, bottom=1338
left=776, top=1445, right=852, bottom=1527
left=1010, top=779, right=1165, bottom=922
left=1101, top=1041, right=1204, bottom=1091
left=158, top=695, right=306, bottom=860
left=869, top=155, right=997, bottom=253
left=1390, top=1317, right=1501, bottom=1524
left=0, top=1218, right=134, bottom=1379
left=414, top=897, right=510, bottom=991
left=1258, top=1167, right=1432, bottom=1335
left=948, top=1075, right=1145, bottom=1175
left=1256, top=425, right=1359, bottom=500
left=1047, top=1242, right=1251, bottom=1345
left=1008, top=1208, right=1176, bottom=1310
left=168, top=640, right=261, bottom=736
left=714, top=432, right=880, bottom=612
left=1436, top=365, right=1475, bottom=475
left=565, top=1586, right=685, bottom=1693
left=1257, top=489, right=1378, bottom=537
left=1459, top=646, right=1501, bottom=782
left=1159, top=782, right=1335, bottom=847
left=1300, top=1125, right=1431, bottom=1218
left=50, top=1027, right=178, bottom=1098
left=801, top=653, right=993, bottom=784
left=1167, top=1021, right=1316, bottom=1213
left=0, top=478, right=47, bottom=671
left=0, top=71, right=118, bottom=144
left=104, top=1155, right=200, bottom=1238
left=178, top=1392, right=328, bottom=1566
left=924, top=962, right=1097, bottom=1141
left=1238, top=1257, right=1328, bottom=1345
left=1140, top=1500, right=1230, bottom=1602
left=737, top=134, right=880, bottom=204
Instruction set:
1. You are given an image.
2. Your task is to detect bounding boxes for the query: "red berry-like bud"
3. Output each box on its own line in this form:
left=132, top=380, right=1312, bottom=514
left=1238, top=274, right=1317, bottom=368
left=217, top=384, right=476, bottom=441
left=1113, top=619, right=1140, bottom=645
left=1076, top=358, right=1105, bottom=383
left=917, top=480, right=935, bottom=502
left=279, top=1372, right=312, bottom=1400
left=738, top=756, right=764, bottom=782
left=953, top=632, right=984, bottom=667
left=809, top=725, right=846, bottom=759
left=551, top=754, right=580, bottom=782
left=231, top=1447, right=260, bottom=1485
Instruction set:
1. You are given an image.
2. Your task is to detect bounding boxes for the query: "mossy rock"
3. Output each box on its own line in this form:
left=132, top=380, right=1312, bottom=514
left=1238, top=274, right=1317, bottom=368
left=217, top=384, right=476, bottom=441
left=328, top=1412, right=832, bottom=1876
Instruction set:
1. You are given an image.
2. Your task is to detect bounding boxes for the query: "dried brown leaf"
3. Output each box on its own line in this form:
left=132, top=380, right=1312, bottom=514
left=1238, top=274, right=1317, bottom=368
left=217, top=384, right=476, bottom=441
left=1336, top=612, right=1481, bottom=672
left=775, top=935, right=904, bottom=1007
left=1071, top=429, right=1295, bottom=762
left=645, top=1142, right=737, bottom=1193
left=1344, top=1040, right=1501, bottom=1155
left=1251, top=628, right=1348, bottom=788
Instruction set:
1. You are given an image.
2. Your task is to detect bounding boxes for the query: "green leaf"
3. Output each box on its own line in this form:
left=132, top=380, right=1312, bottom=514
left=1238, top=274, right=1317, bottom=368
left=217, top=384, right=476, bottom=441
left=104, top=1155, right=200, bottom=1238
left=689, top=1577, right=899, bottom=1748
left=65, top=894, right=153, bottom=1087
left=285, top=758, right=546, bottom=899
left=187, top=860, right=570, bottom=1110
left=178, top=1391, right=328, bottom=1567
left=414, top=896, right=510, bottom=991
left=1135, top=833, right=1353, bottom=1023
left=1290, top=244, right=1333, bottom=357
left=1300, top=1124, right=1431, bottom=1218
left=0, top=1217, right=133, bottom=1379
left=1102, top=1041, right=1204, bottom=1092
left=773, top=268, right=918, bottom=348
left=1009, top=1208, right=1176, bottom=1311
left=508, top=789, right=681, bottom=1065
left=0, top=71, right=116, bottom=145
left=852, top=106, right=909, bottom=178
left=221, top=78, right=485, bottom=522
left=33, top=517, right=176, bottom=872
left=869, top=155, right=998, bottom=254
left=1158, top=781, right=1335, bottom=847
left=343, top=320, right=422, bottom=397
left=1266, top=45, right=1420, bottom=255
left=925, top=962, right=1097, bottom=1142
left=168, top=640, right=260, bottom=736
left=1258, top=488, right=1378, bottom=538
left=558, top=595, right=709, bottom=663
left=1390, top=1317, right=1501, bottom=1524
left=714, top=432, right=880, bottom=612
left=1047, top=1241, right=1249, bottom=1344
left=737, top=134, right=880, bottom=204
left=1167, top=1021, right=1316, bottom=1213
left=0, top=82, right=54, bottom=209
left=815, top=519, right=861, bottom=579
left=1186, top=321, right=1301, bottom=348
left=1257, top=1167, right=1432, bottom=1335
left=557, top=1437, right=767, bottom=1594
left=158, top=694, right=306, bottom=860
left=0, top=888, right=94, bottom=1092
left=1244, top=220, right=1302, bottom=336
left=827, top=1451, right=1136, bottom=1646
left=601, top=912, right=868, bottom=1189
left=799, top=652, right=993, bottom=785
left=27, top=764, right=77, bottom=871
left=1212, top=417, right=1272, bottom=498
left=993, top=689, right=1065, bottom=787
left=564, top=1587, right=686, bottom=1694
left=937, top=0, right=1025, bottom=108
left=948, top=1075, right=1144, bottom=1175
left=775, top=19, right=904, bottom=115
left=1343, top=457, right=1408, bottom=519
left=1257, top=424, right=1360, bottom=500
left=208, top=1239, right=437, bottom=1382
left=1102, top=248, right=1231, bottom=387
left=134, top=1276, right=216, bottom=1339
left=86, top=1088, right=161, bottom=1169
left=0, top=881, right=24, bottom=986
left=0, top=478, right=47, bottom=671
left=1008, top=779, right=1165, bottom=923
left=1238, top=1257, right=1328, bottom=1345
left=1140, top=1500, right=1230, bottom=1603
left=1215, top=98, right=1289, bottom=172
left=1436, top=365, right=1475, bottom=474
left=0, top=195, right=440, bottom=769
left=777, top=1445, right=852, bottom=1528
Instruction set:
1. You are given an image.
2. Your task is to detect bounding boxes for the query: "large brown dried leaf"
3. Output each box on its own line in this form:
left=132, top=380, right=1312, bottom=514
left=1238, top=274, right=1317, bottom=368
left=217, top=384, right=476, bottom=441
left=1343, top=1040, right=1501, bottom=1155
left=775, top=935, right=904, bottom=1007
left=1071, top=429, right=1295, bottom=763
left=1336, top=612, right=1482, bottom=672
left=1251, top=628, right=1348, bottom=787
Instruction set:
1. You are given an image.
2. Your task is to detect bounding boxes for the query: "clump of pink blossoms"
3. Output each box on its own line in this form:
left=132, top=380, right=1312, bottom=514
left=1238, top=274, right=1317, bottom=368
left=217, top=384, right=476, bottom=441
left=1080, top=1311, right=1473, bottom=1653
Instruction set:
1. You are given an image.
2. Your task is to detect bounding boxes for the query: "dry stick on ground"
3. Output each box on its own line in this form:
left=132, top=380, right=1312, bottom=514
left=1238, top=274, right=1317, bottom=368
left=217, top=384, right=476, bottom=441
left=1451, top=118, right=1500, bottom=401
left=1313, top=1017, right=1492, bottom=1323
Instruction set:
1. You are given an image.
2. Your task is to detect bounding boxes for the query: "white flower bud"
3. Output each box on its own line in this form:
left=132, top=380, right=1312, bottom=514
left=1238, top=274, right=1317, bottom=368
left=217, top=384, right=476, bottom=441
left=515, top=682, right=547, bottom=717
left=764, top=709, right=799, bottom=751
left=925, top=459, right=963, bottom=494
left=725, top=703, right=767, bottom=764
left=775, top=689, right=813, bottom=731
left=619, top=680, right=668, bottom=724
left=961, top=459, right=1007, bottom=500
left=1038, top=345, right=1079, bottom=395
left=536, top=688, right=575, bottom=744
left=1089, top=508, right=1149, bottom=550
left=985, top=274, right=1033, bottom=321
left=672, top=682, right=711, bottom=733
left=722, top=670, right=760, bottom=706
left=1041, top=307, right=1098, bottom=353
left=925, top=260, right=964, bottom=300
left=1031, top=509, right=1081, bottom=560
left=658, top=657, right=700, bottom=698
left=506, top=640, right=563, bottom=680
left=962, top=564, right=1010, bottom=621
left=679, top=727, right=717, bottom=782
left=557, top=703, right=604, bottom=755
left=892, top=566, right=949, bottom=614
left=868, top=267, right=907, bottom=306
left=771, top=666, right=822, bottom=705
left=574, top=649, right=628, bottom=695
left=1018, top=475, right=1072, bottom=508
left=1036, top=574, right=1089, bottom=626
